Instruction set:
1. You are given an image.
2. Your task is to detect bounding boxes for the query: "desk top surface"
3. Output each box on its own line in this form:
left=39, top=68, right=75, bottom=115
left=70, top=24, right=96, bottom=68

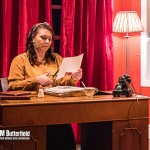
left=0, top=94, right=149, bottom=107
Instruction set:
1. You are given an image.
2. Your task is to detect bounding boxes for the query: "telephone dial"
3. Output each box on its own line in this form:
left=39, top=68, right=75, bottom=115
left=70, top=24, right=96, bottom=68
left=113, top=74, right=133, bottom=97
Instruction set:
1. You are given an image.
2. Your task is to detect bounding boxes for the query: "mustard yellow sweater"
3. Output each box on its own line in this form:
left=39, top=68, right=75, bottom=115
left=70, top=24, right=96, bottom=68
left=8, top=52, right=77, bottom=91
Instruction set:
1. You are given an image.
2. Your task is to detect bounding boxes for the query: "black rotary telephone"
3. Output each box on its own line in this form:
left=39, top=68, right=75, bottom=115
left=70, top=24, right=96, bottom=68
left=113, top=74, right=133, bottom=97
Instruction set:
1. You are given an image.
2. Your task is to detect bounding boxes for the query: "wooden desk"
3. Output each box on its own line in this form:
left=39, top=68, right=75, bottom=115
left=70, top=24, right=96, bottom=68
left=0, top=94, right=149, bottom=150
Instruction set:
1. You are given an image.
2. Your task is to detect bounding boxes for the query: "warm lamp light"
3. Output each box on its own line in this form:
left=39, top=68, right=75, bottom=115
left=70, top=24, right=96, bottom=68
left=113, top=11, right=144, bottom=73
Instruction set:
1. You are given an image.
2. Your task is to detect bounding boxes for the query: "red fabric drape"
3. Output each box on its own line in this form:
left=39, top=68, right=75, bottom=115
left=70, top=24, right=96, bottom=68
left=60, top=0, right=113, bottom=144
left=0, top=0, right=52, bottom=77
left=60, top=0, right=114, bottom=90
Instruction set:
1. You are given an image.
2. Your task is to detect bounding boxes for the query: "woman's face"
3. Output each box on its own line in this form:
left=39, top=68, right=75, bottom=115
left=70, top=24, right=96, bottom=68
left=33, top=28, right=53, bottom=52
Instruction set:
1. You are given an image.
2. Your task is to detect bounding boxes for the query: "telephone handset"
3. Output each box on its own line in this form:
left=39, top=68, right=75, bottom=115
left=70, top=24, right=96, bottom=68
left=113, top=74, right=133, bottom=97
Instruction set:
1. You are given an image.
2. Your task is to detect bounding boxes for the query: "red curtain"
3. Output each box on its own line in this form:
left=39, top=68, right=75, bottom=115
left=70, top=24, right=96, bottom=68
left=0, top=0, right=52, bottom=77
left=60, top=0, right=114, bottom=91
left=60, top=0, right=114, bottom=144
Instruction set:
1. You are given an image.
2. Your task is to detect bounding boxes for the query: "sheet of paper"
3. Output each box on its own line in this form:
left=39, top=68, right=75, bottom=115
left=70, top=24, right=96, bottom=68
left=56, top=53, right=84, bottom=80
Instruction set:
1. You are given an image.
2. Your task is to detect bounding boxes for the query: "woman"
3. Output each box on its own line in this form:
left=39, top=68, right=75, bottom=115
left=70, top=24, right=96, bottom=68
left=8, top=22, right=82, bottom=150
left=8, top=22, right=82, bottom=91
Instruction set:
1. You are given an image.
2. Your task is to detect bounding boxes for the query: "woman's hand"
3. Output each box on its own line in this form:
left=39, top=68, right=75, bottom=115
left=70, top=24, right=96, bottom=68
left=71, top=68, right=82, bottom=81
left=36, top=72, right=53, bottom=86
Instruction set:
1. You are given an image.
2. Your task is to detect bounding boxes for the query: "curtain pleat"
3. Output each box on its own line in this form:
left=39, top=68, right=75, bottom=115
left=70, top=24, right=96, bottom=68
left=60, top=0, right=75, bottom=56
left=93, top=0, right=114, bottom=90
left=1, top=0, right=18, bottom=77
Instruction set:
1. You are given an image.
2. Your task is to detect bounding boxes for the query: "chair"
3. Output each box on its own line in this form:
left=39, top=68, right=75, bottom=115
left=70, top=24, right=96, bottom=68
left=0, top=78, right=8, bottom=92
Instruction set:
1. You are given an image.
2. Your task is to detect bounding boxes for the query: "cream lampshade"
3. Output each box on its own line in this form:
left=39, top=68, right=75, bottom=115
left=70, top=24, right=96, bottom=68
left=113, top=11, right=144, bottom=33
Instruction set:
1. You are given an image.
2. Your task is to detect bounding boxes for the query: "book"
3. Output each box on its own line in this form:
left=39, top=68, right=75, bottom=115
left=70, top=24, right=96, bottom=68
left=0, top=95, right=30, bottom=100
left=0, top=90, right=31, bottom=100
left=1, top=90, right=31, bottom=96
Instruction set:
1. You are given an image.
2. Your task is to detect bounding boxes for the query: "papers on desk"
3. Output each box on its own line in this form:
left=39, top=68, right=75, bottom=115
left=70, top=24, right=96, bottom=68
left=56, top=53, right=84, bottom=80
left=44, top=86, right=85, bottom=97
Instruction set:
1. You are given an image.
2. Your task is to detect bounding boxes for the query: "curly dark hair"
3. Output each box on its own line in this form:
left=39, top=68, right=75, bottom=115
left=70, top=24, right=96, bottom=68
left=26, top=22, right=55, bottom=65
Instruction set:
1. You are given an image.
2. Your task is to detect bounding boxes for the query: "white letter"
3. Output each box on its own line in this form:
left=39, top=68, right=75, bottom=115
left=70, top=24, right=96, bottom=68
left=0, top=130, right=5, bottom=136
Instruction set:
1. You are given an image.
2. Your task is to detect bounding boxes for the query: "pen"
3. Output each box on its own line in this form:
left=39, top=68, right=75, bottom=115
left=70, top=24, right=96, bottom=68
left=53, top=70, right=59, bottom=77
